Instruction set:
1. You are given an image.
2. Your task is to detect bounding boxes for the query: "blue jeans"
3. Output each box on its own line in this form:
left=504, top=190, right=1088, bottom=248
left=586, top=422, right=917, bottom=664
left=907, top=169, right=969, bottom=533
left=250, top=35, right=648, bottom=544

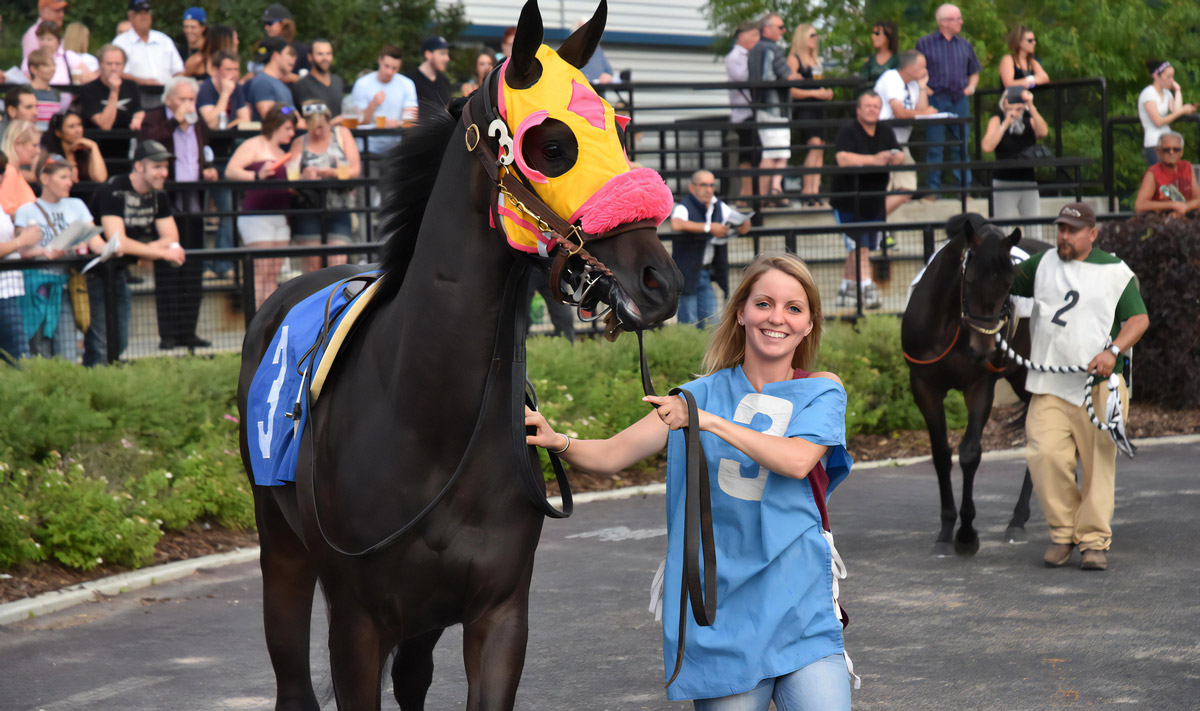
left=925, top=92, right=972, bottom=191
left=693, top=654, right=853, bottom=711
left=206, top=169, right=235, bottom=275
left=82, top=268, right=131, bottom=367
left=0, top=295, right=28, bottom=366
left=27, top=287, right=77, bottom=362
left=677, top=270, right=717, bottom=328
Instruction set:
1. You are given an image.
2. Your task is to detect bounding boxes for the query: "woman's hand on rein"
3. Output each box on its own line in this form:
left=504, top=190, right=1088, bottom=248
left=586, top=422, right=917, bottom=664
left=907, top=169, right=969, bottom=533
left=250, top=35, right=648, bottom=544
left=524, top=406, right=564, bottom=449
left=643, top=395, right=714, bottom=431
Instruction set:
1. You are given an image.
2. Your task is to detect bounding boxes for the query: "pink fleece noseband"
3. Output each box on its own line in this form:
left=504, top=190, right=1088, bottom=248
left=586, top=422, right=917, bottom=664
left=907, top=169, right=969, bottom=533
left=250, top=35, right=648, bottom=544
left=571, top=168, right=674, bottom=235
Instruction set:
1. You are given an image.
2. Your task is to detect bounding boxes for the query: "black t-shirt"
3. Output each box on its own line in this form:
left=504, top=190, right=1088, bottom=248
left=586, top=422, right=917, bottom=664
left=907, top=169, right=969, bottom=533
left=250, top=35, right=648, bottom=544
left=830, top=120, right=900, bottom=217
left=78, top=79, right=144, bottom=163
left=93, top=174, right=173, bottom=266
left=993, top=110, right=1038, bottom=182
left=407, top=69, right=451, bottom=109
left=290, top=73, right=345, bottom=116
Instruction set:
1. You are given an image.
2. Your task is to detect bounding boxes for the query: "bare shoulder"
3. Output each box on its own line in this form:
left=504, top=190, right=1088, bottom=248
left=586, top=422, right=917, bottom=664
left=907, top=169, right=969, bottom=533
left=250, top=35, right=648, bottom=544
left=807, top=371, right=843, bottom=387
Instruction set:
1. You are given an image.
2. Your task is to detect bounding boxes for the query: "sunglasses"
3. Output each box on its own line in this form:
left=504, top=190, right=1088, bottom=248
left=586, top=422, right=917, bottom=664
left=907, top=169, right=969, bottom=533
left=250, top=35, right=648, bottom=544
left=1158, top=146, right=1182, bottom=153
left=872, top=29, right=885, bottom=36
left=1024, top=37, right=1037, bottom=43
left=809, top=32, right=818, bottom=38
left=301, top=102, right=329, bottom=116
left=279, top=106, right=295, bottom=116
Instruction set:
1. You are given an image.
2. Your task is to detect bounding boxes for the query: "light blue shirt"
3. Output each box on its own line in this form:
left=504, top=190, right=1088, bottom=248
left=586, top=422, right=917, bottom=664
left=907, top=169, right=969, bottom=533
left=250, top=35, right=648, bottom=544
left=661, top=366, right=852, bottom=701
left=349, top=71, right=418, bottom=155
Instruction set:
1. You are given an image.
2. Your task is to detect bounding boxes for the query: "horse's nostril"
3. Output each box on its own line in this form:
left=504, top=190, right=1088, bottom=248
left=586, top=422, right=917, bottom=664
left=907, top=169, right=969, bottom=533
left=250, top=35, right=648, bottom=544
left=643, top=268, right=661, bottom=290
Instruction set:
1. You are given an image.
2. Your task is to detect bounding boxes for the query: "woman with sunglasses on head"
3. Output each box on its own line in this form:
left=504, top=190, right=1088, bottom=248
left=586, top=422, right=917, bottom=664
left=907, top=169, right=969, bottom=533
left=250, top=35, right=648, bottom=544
left=861, top=21, right=898, bottom=83
left=999, top=25, right=1050, bottom=89
left=787, top=24, right=833, bottom=208
left=226, top=105, right=298, bottom=308
left=981, top=89, right=1048, bottom=219
left=1138, top=59, right=1196, bottom=166
left=292, top=100, right=361, bottom=272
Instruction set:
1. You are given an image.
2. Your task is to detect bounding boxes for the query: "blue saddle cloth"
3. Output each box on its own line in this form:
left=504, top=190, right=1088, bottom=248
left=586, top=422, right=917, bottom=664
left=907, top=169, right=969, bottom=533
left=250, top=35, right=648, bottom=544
left=246, top=273, right=379, bottom=486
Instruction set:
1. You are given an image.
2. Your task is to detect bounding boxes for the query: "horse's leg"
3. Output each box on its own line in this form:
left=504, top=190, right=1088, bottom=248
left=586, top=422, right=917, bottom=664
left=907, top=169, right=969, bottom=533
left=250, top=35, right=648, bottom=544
left=462, top=592, right=530, bottom=711
left=909, top=373, right=956, bottom=556
left=326, top=590, right=390, bottom=711
left=955, top=375, right=996, bottom=555
left=1006, top=468, right=1035, bottom=542
left=391, top=629, right=446, bottom=711
left=257, top=488, right=321, bottom=711
left=1004, top=368, right=1035, bottom=542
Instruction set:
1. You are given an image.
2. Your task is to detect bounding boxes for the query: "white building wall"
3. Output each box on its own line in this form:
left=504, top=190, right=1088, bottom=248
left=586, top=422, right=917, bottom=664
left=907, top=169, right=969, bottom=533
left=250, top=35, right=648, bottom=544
left=442, top=0, right=714, bottom=36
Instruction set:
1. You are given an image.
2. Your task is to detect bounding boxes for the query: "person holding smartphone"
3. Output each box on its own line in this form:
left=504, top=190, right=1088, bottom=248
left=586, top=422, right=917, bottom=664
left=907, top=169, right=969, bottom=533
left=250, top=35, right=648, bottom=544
left=981, top=87, right=1048, bottom=219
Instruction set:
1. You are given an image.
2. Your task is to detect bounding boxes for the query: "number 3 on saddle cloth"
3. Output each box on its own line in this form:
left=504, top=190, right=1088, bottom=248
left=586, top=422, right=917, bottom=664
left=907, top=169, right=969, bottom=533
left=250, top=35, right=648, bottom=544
left=246, top=272, right=382, bottom=486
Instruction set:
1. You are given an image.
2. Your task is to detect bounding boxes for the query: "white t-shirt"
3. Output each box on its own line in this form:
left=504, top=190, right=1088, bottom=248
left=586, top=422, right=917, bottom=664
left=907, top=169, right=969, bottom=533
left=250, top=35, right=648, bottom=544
left=874, top=69, right=920, bottom=144
left=350, top=71, right=418, bottom=155
left=1138, top=84, right=1177, bottom=148
left=14, top=197, right=94, bottom=250
left=113, top=29, right=185, bottom=86
left=0, top=211, right=23, bottom=298
left=725, top=45, right=752, bottom=123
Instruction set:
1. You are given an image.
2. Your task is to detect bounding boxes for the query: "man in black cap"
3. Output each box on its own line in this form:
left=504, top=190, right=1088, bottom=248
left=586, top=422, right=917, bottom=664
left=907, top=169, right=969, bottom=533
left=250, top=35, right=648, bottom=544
left=247, top=36, right=298, bottom=121
left=1011, top=202, right=1149, bottom=572
left=85, top=139, right=187, bottom=365
left=409, top=36, right=452, bottom=109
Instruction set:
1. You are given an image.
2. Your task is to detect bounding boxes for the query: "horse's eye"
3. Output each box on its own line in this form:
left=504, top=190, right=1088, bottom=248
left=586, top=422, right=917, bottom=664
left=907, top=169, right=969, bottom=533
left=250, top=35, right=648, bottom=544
left=542, top=143, right=563, bottom=161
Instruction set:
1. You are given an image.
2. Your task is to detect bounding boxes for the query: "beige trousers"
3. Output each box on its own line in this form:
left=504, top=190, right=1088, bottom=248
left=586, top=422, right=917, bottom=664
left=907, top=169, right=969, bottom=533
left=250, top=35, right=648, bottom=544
left=1025, top=379, right=1128, bottom=551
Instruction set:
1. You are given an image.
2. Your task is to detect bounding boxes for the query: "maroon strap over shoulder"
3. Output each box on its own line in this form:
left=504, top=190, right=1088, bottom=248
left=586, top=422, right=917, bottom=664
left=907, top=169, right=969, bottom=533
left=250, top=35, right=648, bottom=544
left=793, top=368, right=832, bottom=532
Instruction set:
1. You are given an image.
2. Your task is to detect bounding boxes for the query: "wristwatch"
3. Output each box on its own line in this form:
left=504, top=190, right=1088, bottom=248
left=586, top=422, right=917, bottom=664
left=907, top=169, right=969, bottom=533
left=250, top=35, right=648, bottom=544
left=1108, top=344, right=1121, bottom=357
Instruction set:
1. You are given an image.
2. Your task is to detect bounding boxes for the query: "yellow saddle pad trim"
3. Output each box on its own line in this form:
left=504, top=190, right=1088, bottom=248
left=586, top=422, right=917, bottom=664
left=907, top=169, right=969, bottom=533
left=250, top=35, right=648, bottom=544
left=310, top=278, right=382, bottom=402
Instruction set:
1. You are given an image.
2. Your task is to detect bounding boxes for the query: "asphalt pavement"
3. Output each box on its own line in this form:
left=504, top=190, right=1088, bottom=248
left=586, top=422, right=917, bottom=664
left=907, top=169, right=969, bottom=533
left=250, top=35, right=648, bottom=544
left=2, top=440, right=1198, bottom=710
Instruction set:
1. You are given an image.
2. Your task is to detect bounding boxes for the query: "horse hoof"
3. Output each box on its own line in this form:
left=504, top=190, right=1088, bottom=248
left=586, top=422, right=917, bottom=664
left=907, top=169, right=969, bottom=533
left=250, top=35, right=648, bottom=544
left=1004, top=526, right=1027, bottom=544
left=931, top=541, right=956, bottom=557
left=954, top=537, right=980, bottom=556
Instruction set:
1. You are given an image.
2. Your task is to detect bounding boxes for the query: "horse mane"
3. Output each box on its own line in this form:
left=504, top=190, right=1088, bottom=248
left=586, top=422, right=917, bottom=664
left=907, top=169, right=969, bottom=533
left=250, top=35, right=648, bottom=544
left=375, top=97, right=468, bottom=300
left=973, top=229, right=1016, bottom=276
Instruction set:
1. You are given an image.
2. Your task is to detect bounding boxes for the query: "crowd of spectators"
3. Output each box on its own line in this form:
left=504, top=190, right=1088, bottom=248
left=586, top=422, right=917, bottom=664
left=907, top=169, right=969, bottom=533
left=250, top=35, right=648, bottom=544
left=0, top=1, right=511, bottom=367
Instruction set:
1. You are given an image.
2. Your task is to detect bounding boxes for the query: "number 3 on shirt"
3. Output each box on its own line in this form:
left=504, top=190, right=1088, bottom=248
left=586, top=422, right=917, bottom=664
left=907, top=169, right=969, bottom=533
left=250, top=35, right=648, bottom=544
left=717, top=393, right=793, bottom=502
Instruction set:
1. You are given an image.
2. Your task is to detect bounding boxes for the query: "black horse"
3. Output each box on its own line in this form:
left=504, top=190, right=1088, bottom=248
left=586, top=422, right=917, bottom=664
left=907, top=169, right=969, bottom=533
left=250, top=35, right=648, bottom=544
left=236, top=2, right=683, bottom=708
left=902, top=214, right=1048, bottom=556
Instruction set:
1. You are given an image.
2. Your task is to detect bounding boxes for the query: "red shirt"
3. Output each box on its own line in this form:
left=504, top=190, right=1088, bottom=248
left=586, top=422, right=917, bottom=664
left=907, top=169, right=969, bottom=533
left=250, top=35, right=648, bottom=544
left=1149, top=160, right=1194, bottom=201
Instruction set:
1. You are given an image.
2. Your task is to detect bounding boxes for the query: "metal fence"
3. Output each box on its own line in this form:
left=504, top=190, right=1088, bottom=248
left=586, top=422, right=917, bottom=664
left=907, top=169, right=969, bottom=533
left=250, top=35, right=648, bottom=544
left=0, top=213, right=1135, bottom=367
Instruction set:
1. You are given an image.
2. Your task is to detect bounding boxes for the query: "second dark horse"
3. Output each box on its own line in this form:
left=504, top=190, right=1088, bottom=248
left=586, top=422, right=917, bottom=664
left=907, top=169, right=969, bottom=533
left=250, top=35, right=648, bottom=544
left=236, top=2, right=684, bottom=708
left=902, top=213, right=1048, bottom=556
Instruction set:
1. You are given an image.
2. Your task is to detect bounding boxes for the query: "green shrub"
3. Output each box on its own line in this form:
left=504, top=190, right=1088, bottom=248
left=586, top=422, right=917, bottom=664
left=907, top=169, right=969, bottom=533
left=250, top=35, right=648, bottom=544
left=0, top=357, right=249, bottom=572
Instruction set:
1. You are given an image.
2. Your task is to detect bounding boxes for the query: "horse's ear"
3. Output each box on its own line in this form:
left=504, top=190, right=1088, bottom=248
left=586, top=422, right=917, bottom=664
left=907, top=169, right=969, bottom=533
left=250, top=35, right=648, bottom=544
left=1008, top=227, right=1022, bottom=247
left=946, top=213, right=975, bottom=244
left=507, top=0, right=545, bottom=90
left=557, top=0, right=607, bottom=69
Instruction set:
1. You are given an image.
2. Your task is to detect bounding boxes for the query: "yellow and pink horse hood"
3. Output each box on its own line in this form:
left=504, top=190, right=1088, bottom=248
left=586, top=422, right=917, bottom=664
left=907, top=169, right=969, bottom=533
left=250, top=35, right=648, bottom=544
left=495, top=44, right=674, bottom=253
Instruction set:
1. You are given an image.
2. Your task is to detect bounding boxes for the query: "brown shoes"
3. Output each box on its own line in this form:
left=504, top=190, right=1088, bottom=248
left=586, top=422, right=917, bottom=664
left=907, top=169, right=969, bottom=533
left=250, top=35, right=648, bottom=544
left=1080, top=549, right=1108, bottom=571
left=1043, top=542, right=1075, bottom=567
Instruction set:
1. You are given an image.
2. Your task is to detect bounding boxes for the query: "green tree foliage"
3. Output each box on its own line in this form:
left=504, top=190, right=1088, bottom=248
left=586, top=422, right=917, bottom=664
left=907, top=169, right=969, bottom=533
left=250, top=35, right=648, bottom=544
left=0, top=0, right=466, bottom=87
left=703, top=0, right=1200, bottom=200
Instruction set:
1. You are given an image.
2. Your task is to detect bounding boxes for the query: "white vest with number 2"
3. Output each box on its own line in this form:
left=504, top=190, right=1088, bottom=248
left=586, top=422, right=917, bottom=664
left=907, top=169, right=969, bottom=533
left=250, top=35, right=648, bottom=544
left=1028, top=251, right=1133, bottom=406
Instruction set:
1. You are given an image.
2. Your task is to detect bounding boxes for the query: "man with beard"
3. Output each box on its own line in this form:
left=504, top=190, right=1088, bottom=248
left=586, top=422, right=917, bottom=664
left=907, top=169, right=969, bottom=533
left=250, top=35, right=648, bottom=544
left=1011, top=203, right=1149, bottom=572
left=137, top=76, right=217, bottom=350
left=408, top=36, right=452, bottom=109
left=291, top=38, right=344, bottom=121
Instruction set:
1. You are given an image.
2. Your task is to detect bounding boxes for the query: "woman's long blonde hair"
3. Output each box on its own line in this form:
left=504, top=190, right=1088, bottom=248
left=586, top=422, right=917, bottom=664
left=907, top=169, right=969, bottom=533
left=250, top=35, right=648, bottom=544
left=789, top=23, right=819, bottom=67
left=63, top=23, right=90, bottom=55
left=701, top=253, right=823, bottom=375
